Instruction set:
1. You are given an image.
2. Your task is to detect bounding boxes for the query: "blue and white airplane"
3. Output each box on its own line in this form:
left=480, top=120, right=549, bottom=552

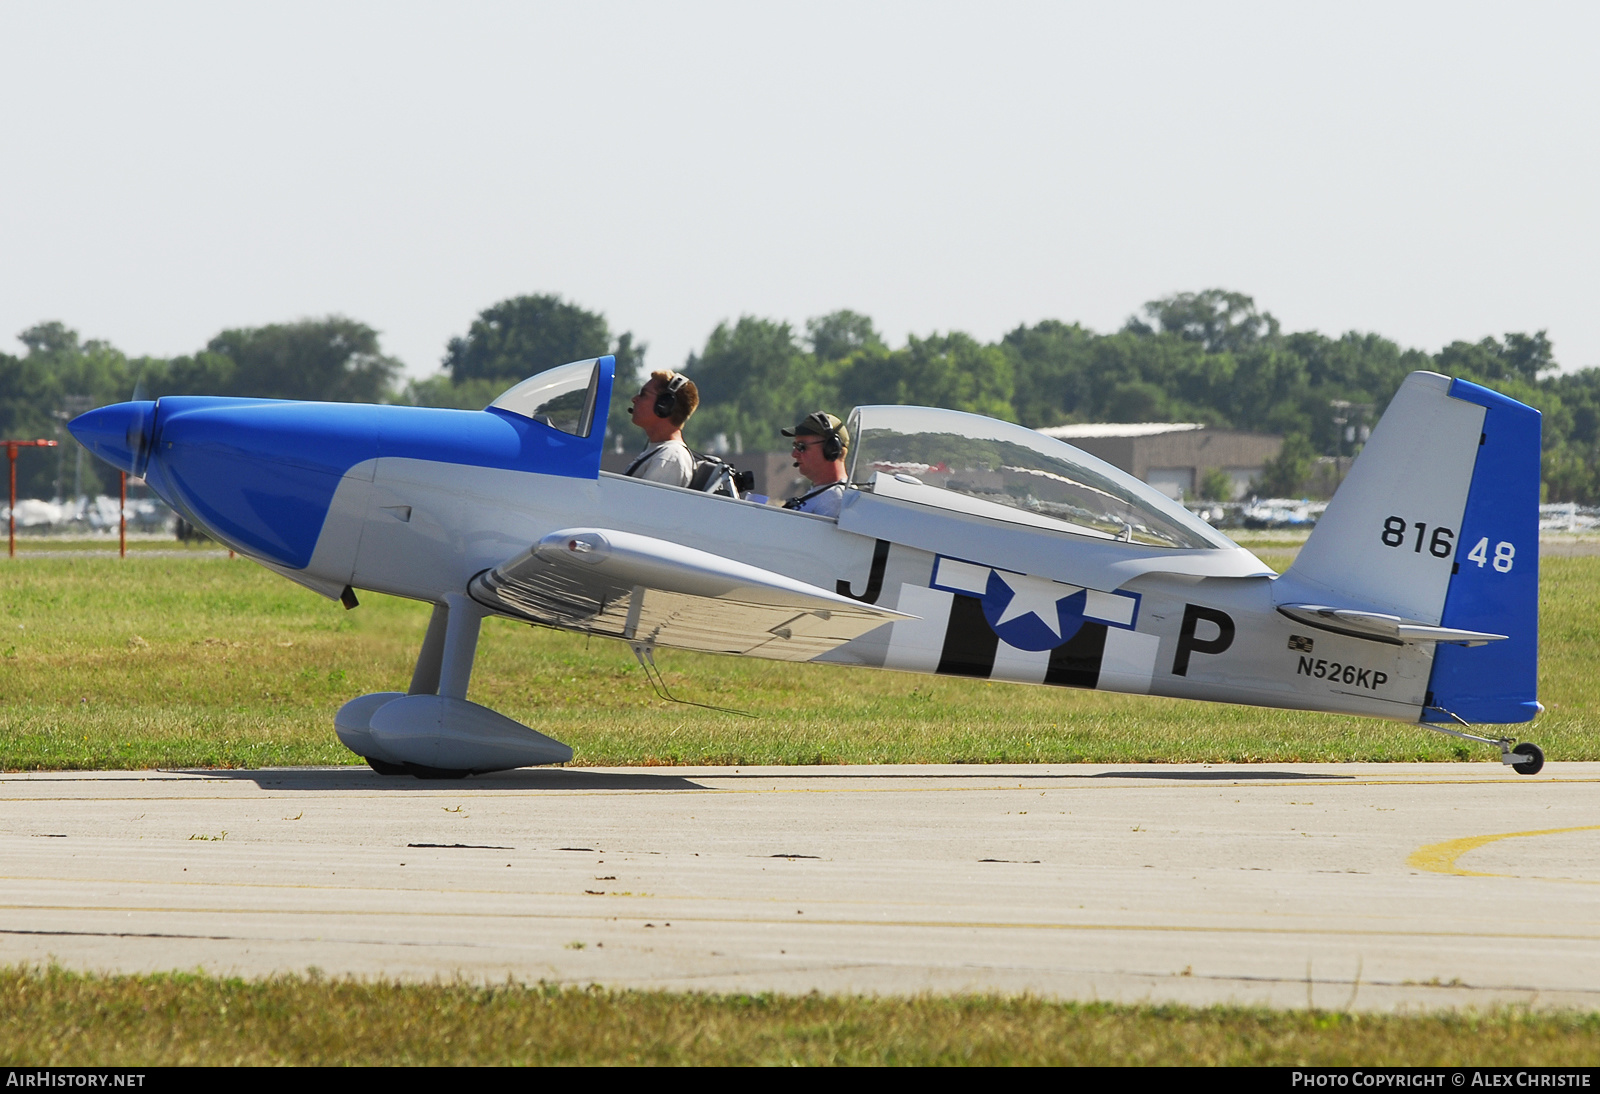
left=69, top=356, right=1545, bottom=777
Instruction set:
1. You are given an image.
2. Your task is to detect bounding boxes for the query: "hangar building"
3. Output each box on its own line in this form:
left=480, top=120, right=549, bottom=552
left=1035, top=423, right=1285, bottom=502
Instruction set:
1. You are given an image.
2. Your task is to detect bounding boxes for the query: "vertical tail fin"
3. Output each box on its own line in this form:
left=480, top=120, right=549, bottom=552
left=1278, top=371, right=1540, bottom=724
left=1423, top=380, right=1541, bottom=724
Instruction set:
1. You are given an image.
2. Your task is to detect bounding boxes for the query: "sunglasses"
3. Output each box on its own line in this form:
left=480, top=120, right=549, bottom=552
left=791, top=439, right=821, bottom=453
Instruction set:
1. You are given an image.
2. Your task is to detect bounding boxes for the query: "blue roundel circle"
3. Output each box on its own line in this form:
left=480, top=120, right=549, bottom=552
left=979, top=570, right=1086, bottom=651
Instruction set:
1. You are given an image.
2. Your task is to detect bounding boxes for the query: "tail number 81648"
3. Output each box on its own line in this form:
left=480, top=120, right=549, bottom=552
left=1381, top=517, right=1515, bottom=573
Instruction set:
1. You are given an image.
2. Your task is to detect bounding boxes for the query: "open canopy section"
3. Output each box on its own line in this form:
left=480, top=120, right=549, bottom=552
left=490, top=357, right=604, bottom=437
left=846, top=405, right=1235, bottom=550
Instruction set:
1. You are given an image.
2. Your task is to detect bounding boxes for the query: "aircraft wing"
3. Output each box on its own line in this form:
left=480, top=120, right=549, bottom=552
left=469, top=527, right=912, bottom=661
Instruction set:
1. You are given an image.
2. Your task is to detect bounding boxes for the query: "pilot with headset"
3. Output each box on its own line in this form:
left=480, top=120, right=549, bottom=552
left=781, top=412, right=850, bottom=518
left=625, top=370, right=700, bottom=487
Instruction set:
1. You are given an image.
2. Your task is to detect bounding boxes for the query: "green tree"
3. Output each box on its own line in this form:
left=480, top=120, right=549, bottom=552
left=838, top=333, right=1016, bottom=422
left=1541, top=365, right=1600, bottom=501
left=1002, top=320, right=1098, bottom=427
left=1104, top=380, right=1172, bottom=422
left=402, top=375, right=508, bottom=412
left=1436, top=331, right=1558, bottom=386
left=1541, top=444, right=1598, bottom=505
left=601, top=331, right=649, bottom=442
left=1253, top=433, right=1315, bottom=497
left=1, top=323, right=139, bottom=498
left=443, top=294, right=641, bottom=384
left=682, top=317, right=813, bottom=450
left=143, top=351, right=238, bottom=398
left=1127, top=289, right=1280, bottom=355
left=806, top=310, right=883, bottom=363
left=18, top=321, right=79, bottom=360
left=1078, top=331, right=1216, bottom=424
left=0, top=350, right=66, bottom=499
left=1198, top=467, right=1235, bottom=502
left=430, top=295, right=645, bottom=441
left=204, top=317, right=400, bottom=403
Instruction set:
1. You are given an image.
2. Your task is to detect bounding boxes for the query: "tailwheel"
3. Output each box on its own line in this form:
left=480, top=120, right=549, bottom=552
left=1509, top=742, right=1544, bottom=776
left=1424, top=707, right=1547, bottom=775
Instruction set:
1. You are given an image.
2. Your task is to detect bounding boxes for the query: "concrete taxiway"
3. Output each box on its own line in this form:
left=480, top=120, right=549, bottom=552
left=1, top=763, right=1596, bottom=1011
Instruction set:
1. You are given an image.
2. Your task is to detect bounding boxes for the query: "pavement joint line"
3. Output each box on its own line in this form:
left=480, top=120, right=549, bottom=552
left=0, top=928, right=613, bottom=954
left=3, top=776, right=1597, bottom=803
left=5, top=882, right=1589, bottom=925
left=26, top=875, right=1593, bottom=918
left=2, top=905, right=1597, bottom=942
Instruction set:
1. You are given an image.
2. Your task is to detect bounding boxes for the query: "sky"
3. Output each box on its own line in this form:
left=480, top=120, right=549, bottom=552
left=2, top=1, right=1597, bottom=382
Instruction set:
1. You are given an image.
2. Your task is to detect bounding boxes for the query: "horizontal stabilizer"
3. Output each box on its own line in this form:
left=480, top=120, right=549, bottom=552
left=1277, top=604, right=1507, bottom=647
left=470, top=527, right=910, bottom=660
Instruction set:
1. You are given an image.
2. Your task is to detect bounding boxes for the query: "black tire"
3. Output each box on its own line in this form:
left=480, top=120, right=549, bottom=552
left=366, top=757, right=409, bottom=776
left=408, top=765, right=472, bottom=780
left=1511, top=742, right=1544, bottom=776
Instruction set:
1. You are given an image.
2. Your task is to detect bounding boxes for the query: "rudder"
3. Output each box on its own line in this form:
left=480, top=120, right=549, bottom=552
left=1423, top=379, right=1541, bottom=724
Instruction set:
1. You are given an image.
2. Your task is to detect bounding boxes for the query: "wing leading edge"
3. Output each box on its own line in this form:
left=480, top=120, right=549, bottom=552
left=468, top=528, right=912, bottom=661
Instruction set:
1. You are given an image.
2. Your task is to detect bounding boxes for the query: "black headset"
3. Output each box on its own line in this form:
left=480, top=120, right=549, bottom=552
left=654, top=372, right=688, bottom=419
left=795, top=419, right=844, bottom=462
left=819, top=421, right=844, bottom=462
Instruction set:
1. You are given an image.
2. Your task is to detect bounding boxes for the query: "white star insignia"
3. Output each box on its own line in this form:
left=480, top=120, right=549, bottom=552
left=992, top=572, right=1080, bottom=639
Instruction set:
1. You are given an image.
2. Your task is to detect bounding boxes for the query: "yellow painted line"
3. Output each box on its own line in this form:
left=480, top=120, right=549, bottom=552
left=0, top=903, right=1596, bottom=943
left=1408, top=825, right=1600, bottom=877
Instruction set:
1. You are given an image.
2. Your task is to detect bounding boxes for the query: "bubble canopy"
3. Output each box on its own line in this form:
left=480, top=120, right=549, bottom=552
left=845, top=405, right=1234, bottom=550
left=490, top=358, right=601, bottom=437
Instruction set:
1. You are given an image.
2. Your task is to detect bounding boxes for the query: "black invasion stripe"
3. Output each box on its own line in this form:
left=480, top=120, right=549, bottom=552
left=1044, top=622, right=1107, bottom=688
left=937, top=594, right=999, bottom=678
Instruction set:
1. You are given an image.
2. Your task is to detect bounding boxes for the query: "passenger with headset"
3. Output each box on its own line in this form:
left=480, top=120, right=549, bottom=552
left=625, top=370, right=700, bottom=487
left=781, top=412, right=850, bottom=518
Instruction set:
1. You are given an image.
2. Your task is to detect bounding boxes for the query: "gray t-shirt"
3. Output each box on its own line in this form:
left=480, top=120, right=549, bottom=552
left=625, top=439, right=695, bottom=488
left=785, top=482, right=846, bottom=518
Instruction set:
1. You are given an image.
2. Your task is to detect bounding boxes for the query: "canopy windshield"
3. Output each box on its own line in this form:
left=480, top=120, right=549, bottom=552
left=846, top=405, right=1233, bottom=550
left=490, top=358, right=601, bottom=437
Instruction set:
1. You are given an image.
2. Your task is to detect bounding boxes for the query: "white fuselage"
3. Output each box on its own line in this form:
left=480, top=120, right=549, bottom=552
left=286, top=458, right=1434, bottom=724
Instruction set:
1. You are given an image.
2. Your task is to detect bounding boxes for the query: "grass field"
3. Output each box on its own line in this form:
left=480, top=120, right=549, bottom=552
left=0, top=542, right=1594, bottom=770
left=3, top=968, right=1598, bottom=1066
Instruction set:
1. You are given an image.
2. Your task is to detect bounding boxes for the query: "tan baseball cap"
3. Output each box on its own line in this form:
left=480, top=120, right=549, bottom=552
left=781, top=412, right=849, bottom=453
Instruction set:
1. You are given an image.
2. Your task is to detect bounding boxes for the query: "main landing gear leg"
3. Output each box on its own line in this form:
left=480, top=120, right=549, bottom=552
left=407, top=600, right=450, bottom=697
left=336, top=593, right=572, bottom=778
left=434, top=593, right=482, bottom=703
left=1422, top=708, right=1545, bottom=776
left=376, top=593, right=481, bottom=778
